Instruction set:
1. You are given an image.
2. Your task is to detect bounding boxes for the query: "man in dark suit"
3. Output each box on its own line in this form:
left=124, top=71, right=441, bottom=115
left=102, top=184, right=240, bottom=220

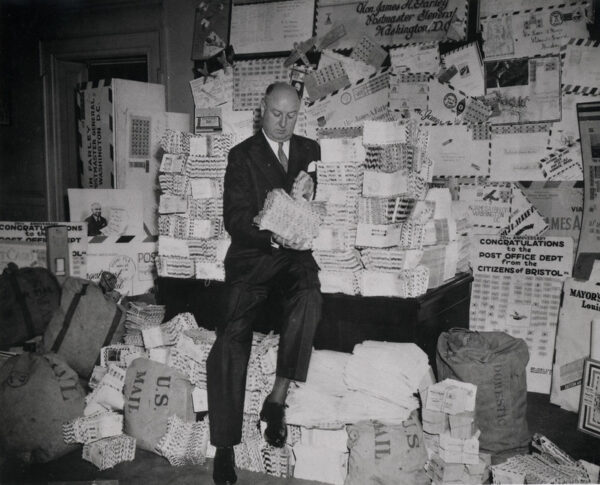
left=84, top=202, right=108, bottom=236
left=207, top=82, right=322, bottom=485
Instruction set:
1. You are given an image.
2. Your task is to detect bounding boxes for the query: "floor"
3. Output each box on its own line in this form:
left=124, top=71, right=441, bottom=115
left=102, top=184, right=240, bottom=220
left=1, top=393, right=598, bottom=485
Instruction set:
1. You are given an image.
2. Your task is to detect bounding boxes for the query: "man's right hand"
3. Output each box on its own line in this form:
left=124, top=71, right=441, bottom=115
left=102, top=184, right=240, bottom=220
left=272, top=233, right=312, bottom=251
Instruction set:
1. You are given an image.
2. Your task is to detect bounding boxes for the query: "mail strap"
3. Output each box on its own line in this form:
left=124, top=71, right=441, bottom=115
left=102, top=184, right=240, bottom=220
left=51, top=284, right=88, bottom=352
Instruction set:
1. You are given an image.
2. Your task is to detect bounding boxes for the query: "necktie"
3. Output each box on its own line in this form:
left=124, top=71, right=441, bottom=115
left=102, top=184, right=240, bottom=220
left=277, top=142, right=288, bottom=173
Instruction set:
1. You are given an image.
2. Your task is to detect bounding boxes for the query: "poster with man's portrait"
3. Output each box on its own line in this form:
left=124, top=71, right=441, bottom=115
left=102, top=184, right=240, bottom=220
left=68, top=188, right=144, bottom=237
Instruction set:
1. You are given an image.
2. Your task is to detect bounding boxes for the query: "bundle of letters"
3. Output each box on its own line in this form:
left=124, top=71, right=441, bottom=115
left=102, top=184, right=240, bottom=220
left=420, top=379, right=491, bottom=484
left=122, top=302, right=166, bottom=347
left=254, top=188, right=323, bottom=242
left=491, top=434, right=599, bottom=484
left=157, top=129, right=232, bottom=281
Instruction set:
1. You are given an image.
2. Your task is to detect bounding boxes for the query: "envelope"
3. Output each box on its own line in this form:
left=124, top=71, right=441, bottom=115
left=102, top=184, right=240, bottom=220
left=389, top=42, right=440, bottom=74
left=481, top=4, right=588, bottom=60
left=490, top=127, right=549, bottom=181
left=305, top=68, right=390, bottom=138
left=561, top=38, right=600, bottom=94
left=427, top=124, right=490, bottom=176
left=440, top=42, right=485, bottom=96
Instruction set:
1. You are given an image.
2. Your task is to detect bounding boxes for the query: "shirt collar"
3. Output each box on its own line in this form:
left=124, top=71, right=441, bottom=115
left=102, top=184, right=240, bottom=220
left=262, top=130, right=290, bottom=159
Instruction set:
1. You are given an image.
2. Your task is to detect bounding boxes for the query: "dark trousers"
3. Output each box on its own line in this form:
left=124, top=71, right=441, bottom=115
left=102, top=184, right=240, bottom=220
left=206, top=249, right=322, bottom=447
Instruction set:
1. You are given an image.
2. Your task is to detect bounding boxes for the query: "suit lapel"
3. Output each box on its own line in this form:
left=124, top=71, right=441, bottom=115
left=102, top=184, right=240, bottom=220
left=249, top=132, right=286, bottom=189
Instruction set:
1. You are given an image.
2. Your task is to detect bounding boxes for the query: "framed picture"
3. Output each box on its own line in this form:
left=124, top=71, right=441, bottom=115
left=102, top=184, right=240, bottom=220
left=578, top=358, right=600, bottom=439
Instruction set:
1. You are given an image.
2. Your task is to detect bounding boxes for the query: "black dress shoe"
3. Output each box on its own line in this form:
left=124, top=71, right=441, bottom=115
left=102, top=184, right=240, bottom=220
left=259, top=399, right=287, bottom=448
left=213, top=446, right=237, bottom=485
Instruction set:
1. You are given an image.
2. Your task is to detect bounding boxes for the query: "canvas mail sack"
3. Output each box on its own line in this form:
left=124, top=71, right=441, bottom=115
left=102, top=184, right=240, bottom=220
left=0, top=352, right=86, bottom=463
left=43, top=277, right=126, bottom=378
left=123, top=358, right=195, bottom=452
left=345, top=412, right=429, bottom=485
left=436, top=328, right=530, bottom=454
left=0, top=263, right=61, bottom=347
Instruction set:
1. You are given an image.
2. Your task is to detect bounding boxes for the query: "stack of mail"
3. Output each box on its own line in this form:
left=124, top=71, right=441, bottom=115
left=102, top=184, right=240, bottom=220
left=344, top=341, right=430, bottom=412
left=122, top=302, right=165, bottom=346
left=355, top=122, right=434, bottom=293
left=421, top=379, right=491, bottom=484
left=359, top=266, right=430, bottom=297
left=85, top=365, right=127, bottom=415
left=291, top=427, right=349, bottom=485
left=314, top=128, right=365, bottom=293
left=313, top=249, right=362, bottom=295
left=155, top=414, right=210, bottom=466
left=157, top=130, right=232, bottom=281
left=82, top=434, right=136, bottom=470
left=204, top=332, right=300, bottom=479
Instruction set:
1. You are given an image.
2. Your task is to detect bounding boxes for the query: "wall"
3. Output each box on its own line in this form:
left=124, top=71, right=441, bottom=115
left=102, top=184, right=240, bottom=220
left=163, top=0, right=198, bottom=117
left=0, top=5, right=47, bottom=221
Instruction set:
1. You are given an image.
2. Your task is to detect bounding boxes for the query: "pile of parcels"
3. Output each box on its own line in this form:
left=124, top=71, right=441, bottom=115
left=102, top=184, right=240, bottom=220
left=156, top=121, right=471, bottom=299
left=1, top=282, right=599, bottom=484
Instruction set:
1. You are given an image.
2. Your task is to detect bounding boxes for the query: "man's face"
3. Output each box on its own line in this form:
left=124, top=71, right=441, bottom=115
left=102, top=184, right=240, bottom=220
left=92, top=206, right=102, bottom=217
left=261, top=88, right=300, bottom=142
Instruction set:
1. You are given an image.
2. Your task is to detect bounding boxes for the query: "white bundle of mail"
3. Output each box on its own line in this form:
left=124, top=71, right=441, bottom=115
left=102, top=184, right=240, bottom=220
left=359, top=266, right=429, bottom=298
left=344, top=341, right=429, bottom=410
left=254, top=189, right=322, bottom=242
left=318, top=270, right=361, bottom=295
left=63, top=411, right=123, bottom=445
left=155, top=414, right=210, bottom=466
left=141, top=312, right=197, bottom=348
left=82, top=434, right=136, bottom=470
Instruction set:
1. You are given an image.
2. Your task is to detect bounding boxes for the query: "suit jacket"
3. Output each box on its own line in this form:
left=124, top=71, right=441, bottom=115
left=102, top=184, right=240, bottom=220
left=85, top=215, right=108, bottom=236
left=223, top=131, right=321, bottom=263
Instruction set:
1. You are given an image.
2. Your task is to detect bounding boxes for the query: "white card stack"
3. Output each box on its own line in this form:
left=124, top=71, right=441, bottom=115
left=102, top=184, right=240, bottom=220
left=157, top=130, right=232, bottom=281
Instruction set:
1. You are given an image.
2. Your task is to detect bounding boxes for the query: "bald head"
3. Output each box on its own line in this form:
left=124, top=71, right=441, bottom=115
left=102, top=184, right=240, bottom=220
left=261, top=82, right=301, bottom=142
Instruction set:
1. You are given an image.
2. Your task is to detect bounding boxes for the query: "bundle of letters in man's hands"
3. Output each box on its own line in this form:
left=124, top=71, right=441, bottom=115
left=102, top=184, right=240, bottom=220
left=254, top=188, right=323, bottom=243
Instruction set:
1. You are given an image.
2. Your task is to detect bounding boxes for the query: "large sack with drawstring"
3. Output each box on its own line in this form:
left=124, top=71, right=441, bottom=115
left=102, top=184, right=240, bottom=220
left=43, top=277, right=126, bottom=378
left=0, top=263, right=61, bottom=347
left=0, top=352, right=86, bottom=462
left=436, top=328, right=530, bottom=453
